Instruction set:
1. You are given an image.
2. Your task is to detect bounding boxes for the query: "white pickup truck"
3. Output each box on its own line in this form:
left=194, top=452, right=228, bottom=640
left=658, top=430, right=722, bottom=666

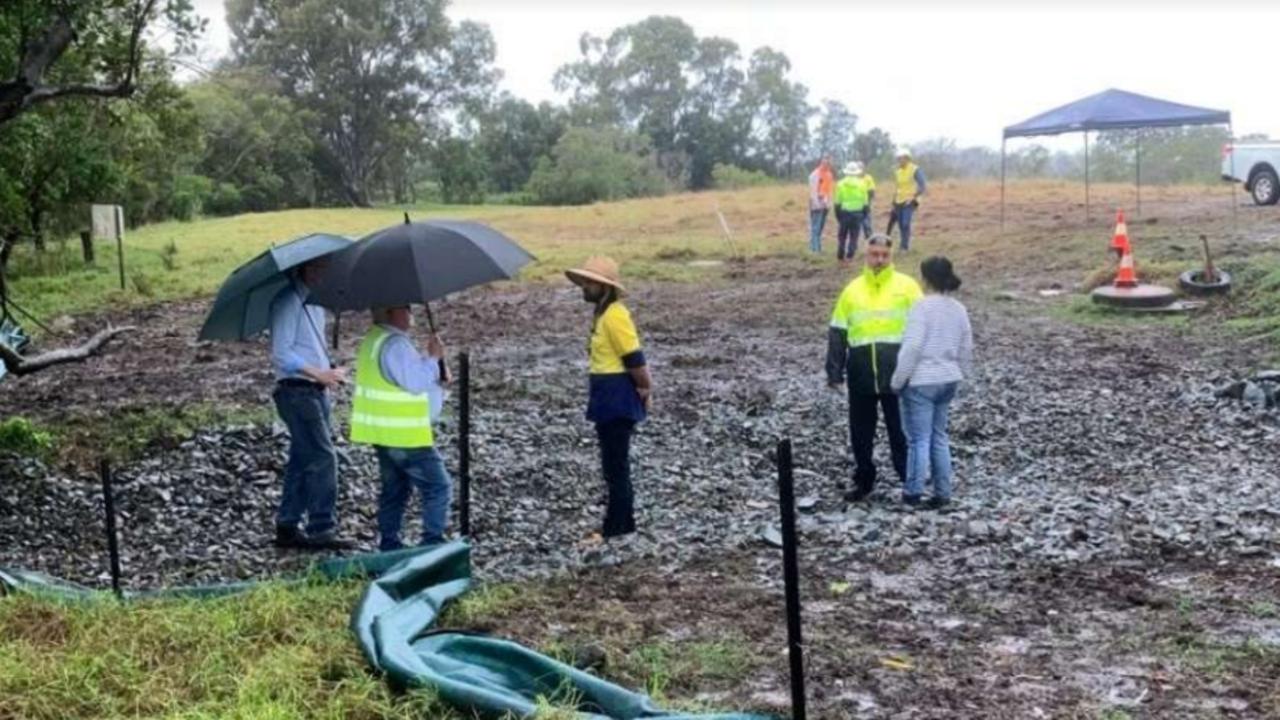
left=1222, top=142, right=1280, bottom=205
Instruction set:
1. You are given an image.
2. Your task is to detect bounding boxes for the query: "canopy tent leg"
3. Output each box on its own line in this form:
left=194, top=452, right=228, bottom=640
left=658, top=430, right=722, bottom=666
left=1135, top=131, right=1142, bottom=218
left=1000, top=138, right=1007, bottom=232
left=1229, top=121, right=1239, bottom=233
left=1084, top=131, right=1091, bottom=223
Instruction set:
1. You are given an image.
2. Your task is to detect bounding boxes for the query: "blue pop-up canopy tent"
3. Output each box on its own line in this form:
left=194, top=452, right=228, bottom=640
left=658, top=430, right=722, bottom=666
left=1000, top=88, right=1233, bottom=226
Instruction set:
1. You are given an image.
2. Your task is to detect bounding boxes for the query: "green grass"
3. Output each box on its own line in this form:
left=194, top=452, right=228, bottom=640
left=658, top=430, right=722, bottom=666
left=0, top=578, right=741, bottom=719
left=0, top=581, right=467, bottom=720
left=7, top=189, right=802, bottom=323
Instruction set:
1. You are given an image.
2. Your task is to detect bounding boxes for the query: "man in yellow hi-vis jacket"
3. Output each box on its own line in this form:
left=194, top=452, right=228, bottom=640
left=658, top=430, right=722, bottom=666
left=825, top=234, right=922, bottom=502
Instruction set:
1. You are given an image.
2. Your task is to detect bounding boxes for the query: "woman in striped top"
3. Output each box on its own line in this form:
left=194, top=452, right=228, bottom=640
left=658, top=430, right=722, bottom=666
left=890, top=256, right=973, bottom=509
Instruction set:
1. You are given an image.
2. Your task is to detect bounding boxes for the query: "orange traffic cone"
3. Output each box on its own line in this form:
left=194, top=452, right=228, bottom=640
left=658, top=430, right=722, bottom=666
left=1114, top=244, right=1139, bottom=288
left=1110, top=209, right=1130, bottom=256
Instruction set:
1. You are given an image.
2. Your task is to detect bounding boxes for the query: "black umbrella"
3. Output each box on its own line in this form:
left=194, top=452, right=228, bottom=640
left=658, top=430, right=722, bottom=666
left=311, top=218, right=535, bottom=320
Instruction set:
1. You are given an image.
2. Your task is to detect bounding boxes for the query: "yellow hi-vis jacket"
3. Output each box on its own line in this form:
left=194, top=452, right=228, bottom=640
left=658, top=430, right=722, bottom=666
left=834, top=176, right=869, bottom=212
left=825, top=265, right=922, bottom=395
left=350, top=326, right=433, bottom=448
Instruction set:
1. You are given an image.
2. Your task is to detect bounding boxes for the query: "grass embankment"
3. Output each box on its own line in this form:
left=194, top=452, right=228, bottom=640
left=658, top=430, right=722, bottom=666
left=0, top=579, right=753, bottom=719
left=12, top=179, right=1268, bottom=323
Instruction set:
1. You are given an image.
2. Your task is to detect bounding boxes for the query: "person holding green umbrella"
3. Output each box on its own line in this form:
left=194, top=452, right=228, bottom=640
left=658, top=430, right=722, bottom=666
left=268, top=259, right=351, bottom=550
left=198, top=233, right=354, bottom=551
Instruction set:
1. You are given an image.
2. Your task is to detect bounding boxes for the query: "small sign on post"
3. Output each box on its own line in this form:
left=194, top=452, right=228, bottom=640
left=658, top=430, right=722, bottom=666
left=91, top=204, right=126, bottom=290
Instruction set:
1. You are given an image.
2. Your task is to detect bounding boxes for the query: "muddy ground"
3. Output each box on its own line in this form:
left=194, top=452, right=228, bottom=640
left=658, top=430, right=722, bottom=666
left=3, top=191, right=1280, bottom=717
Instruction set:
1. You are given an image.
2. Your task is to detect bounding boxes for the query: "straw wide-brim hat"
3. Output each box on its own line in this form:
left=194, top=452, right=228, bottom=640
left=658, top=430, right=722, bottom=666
left=565, top=256, right=625, bottom=294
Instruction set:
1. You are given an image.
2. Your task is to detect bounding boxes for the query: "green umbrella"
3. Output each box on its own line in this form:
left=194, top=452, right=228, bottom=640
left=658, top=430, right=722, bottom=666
left=198, top=233, right=352, bottom=341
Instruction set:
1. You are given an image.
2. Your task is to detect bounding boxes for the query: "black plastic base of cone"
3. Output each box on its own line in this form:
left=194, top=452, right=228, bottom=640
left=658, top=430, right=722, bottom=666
left=1091, top=284, right=1177, bottom=309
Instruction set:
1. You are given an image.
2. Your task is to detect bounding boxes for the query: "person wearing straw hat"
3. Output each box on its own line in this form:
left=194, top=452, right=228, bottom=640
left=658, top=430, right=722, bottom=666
left=566, top=256, right=653, bottom=544
left=834, top=161, right=871, bottom=264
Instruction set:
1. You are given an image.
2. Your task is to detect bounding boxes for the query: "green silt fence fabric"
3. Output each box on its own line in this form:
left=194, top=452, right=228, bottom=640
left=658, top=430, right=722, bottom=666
left=1, top=541, right=775, bottom=719
left=0, top=545, right=430, bottom=602
left=353, top=540, right=773, bottom=719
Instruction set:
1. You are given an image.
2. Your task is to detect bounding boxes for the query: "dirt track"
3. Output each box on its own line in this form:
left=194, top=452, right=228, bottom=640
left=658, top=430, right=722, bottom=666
left=3, top=186, right=1280, bottom=717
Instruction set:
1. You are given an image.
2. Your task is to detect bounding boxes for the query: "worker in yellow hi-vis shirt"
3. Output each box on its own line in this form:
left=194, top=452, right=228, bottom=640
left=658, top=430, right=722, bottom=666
left=566, top=256, right=654, bottom=545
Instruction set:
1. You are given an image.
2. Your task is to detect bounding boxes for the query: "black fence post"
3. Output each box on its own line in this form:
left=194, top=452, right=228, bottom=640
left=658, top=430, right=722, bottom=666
left=776, top=439, right=806, bottom=720
left=80, top=230, right=94, bottom=265
left=100, top=458, right=123, bottom=599
left=459, top=352, right=471, bottom=538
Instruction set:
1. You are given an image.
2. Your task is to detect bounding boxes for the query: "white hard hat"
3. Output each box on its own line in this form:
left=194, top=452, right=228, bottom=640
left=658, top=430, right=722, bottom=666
left=842, top=161, right=862, bottom=175
left=895, top=147, right=913, bottom=159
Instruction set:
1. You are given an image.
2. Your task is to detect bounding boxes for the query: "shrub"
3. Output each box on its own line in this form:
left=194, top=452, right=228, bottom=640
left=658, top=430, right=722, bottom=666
left=0, top=417, right=53, bottom=457
left=169, top=174, right=214, bottom=221
left=205, top=182, right=244, bottom=216
left=436, top=139, right=489, bottom=205
left=711, top=163, right=773, bottom=190
left=525, top=127, right=669, bottom=205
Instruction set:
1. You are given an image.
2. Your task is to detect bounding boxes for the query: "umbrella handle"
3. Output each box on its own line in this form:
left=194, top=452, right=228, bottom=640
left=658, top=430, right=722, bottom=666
left=423, top=302, right=449, bottom=382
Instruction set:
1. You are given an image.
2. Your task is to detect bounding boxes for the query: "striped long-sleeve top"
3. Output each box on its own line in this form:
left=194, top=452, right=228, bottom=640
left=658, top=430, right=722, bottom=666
left=890, top=295, right=973, bottom=391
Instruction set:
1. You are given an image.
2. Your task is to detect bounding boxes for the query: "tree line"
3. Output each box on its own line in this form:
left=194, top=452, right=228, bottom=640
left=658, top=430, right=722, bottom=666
left=0, top=1, right=1247, bottom=275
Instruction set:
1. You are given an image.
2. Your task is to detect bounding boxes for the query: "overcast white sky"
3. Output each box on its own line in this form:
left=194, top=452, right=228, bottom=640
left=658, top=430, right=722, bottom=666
left=189, top=0, right=1280, bottom=150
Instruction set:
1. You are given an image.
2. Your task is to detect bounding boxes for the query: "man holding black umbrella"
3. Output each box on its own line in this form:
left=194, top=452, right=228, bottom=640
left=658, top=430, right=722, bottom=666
left=566, top=257, right=653, bottom=545
left=351, top=305, right=453, bottom=551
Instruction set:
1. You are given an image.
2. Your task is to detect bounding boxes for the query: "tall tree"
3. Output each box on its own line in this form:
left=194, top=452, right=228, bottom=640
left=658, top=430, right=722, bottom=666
left=812, top=100, right=858, bottom=169
left=186, top=68, right=315, bottom=214
left=475, top=95, right=566, bottom=193
left=555, top=16, right=699, bottom=183
left=739, top=48, right=814, bottom=178
left=226, top=0, right=498, bottom=206
left=0, top=0, right=201, bottom=126
left=679, top=37, right=747, bottom=189
left=853, top=126, right=894, bottom=177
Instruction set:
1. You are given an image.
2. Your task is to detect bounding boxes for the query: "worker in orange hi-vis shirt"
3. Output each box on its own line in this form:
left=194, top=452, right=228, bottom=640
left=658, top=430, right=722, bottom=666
left=807, top=155, right=835, bottom=254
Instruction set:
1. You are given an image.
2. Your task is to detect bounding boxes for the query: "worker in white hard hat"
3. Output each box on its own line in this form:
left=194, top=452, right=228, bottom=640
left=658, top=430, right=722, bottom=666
left=833, top=161, right=871, bottom=263
left=887, top=147, right=927, bottom=252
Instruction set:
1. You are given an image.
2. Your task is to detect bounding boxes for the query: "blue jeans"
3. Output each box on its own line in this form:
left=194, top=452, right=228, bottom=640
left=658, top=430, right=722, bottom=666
left=894, top=202, right=917, bottom=251
left=375, top=446, right=452, bottom=550
left=900, top=382, right=958, bottom=499
left=808, top=209, right=828, bottom=253
left=272, top=383, right=337, bottom=535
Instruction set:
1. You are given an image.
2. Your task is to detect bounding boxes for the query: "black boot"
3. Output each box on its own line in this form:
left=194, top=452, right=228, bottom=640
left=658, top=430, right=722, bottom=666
left=274, top=525, right=308, bottom=548
left=301, top=529, right=353, bottom=551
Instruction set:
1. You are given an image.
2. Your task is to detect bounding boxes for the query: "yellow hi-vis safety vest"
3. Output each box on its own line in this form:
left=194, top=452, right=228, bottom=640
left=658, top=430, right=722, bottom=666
left=830, top=265, right=922, bottom=347
left=350, top=326, right=433, bottom=448
left=895, top=162, right=921, bottom=203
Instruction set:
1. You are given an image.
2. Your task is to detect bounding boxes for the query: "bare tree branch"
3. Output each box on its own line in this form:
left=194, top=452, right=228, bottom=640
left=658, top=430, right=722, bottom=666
left=0, top=0, right=158, bottom=126
left=0, top=326, right=134, bottom=376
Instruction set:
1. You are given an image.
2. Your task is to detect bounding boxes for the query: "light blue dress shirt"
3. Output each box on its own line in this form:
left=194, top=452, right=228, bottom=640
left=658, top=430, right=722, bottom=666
left=377, top=325, right=446, bottom=424
left=269, top=282, right=330, bottom=381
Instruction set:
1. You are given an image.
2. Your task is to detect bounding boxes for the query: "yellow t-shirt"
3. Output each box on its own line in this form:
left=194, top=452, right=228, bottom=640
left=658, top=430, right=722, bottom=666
left=589, top=302, right=642, bottom=374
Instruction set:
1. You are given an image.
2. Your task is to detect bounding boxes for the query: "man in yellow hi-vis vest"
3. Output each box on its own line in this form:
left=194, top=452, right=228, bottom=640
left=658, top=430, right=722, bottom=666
left=351, top=305, right=452, bottom=551
left=888, top=147, right=927, bottom=251
left=825, top=234, right=922, bottom=502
